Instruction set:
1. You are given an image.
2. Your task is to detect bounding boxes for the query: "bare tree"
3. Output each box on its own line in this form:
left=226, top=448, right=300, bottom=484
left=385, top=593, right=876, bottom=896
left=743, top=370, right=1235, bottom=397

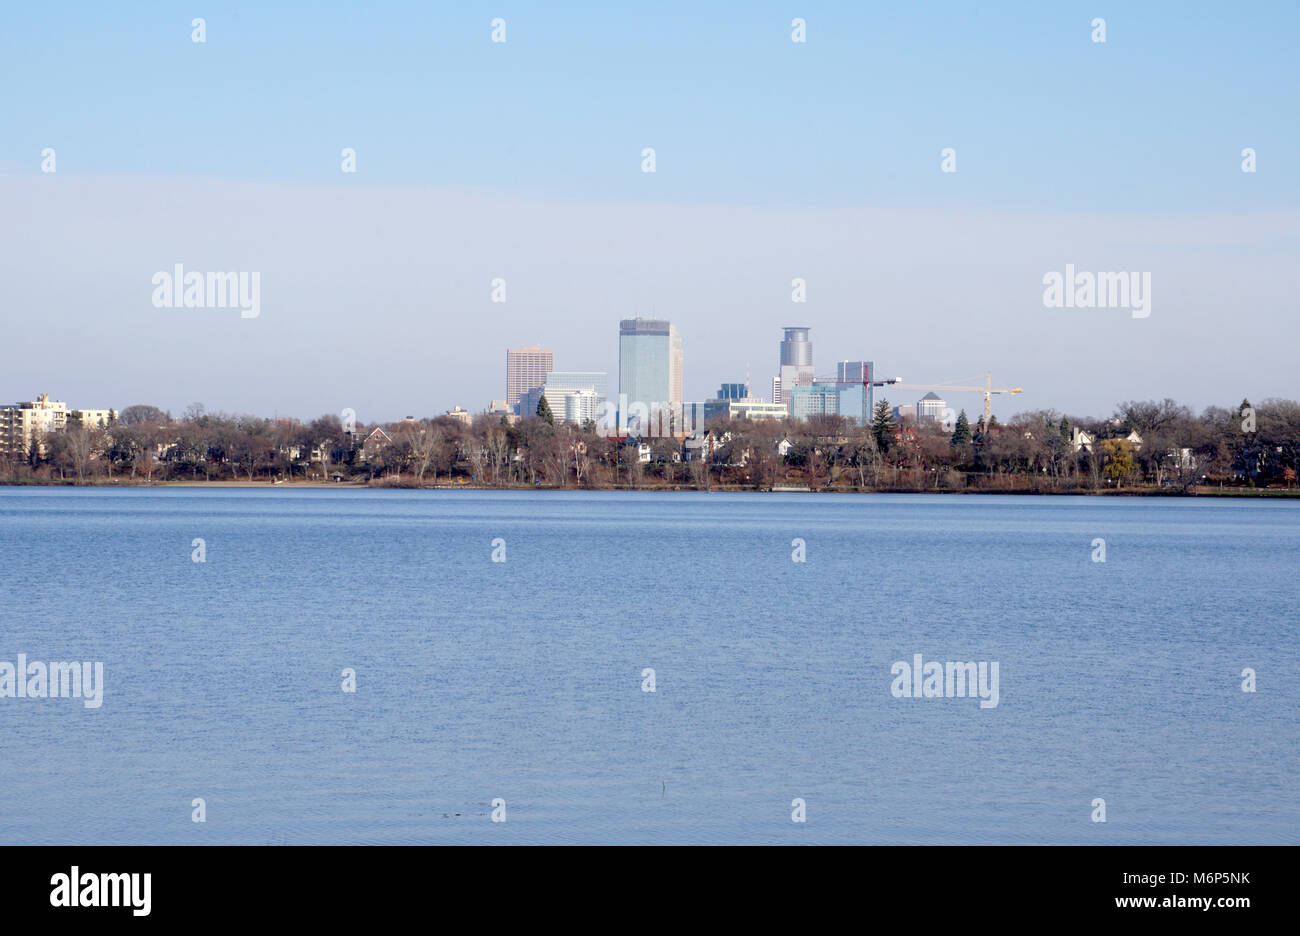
left=486, top=426, right=511, bottom=485
left=64, top=426, right=104, bottom=481
left=396, top=421, right=445, bottom=484
left=465, top=439, right=489, bottom=482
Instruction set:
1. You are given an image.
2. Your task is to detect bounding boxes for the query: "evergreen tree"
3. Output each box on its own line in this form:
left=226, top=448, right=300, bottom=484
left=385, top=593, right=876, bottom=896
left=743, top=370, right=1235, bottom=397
left=950, top=409, right=972, bottom=446
left=871, top=399, right=896, bottom=453
left=536, top=395, right=555, bottom=426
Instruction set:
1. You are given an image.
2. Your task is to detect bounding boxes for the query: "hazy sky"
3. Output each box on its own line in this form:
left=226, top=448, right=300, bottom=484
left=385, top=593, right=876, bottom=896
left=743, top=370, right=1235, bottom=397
left=2, top=2, right=1297, bottom=423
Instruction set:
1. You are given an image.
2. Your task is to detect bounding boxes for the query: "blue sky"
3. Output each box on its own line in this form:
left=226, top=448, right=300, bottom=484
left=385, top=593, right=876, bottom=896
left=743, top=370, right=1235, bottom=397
left=2, top=2, right=1297, bottom=420
left=5, top=1, right=1297, bottom=209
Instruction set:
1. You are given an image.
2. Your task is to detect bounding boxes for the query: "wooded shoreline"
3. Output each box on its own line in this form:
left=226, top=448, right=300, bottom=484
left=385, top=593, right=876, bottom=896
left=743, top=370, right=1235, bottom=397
left=3, top=477, right=1296, bottom=497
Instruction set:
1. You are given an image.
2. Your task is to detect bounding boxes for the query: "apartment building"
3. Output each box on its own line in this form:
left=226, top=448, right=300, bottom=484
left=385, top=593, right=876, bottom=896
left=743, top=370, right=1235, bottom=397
left=0, top=394, right=117, bottom=458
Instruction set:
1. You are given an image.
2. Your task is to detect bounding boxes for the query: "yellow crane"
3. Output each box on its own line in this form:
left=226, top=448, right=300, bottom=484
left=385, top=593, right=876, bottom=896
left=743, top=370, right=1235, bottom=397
left=881, top=372, right=1024, bottom=428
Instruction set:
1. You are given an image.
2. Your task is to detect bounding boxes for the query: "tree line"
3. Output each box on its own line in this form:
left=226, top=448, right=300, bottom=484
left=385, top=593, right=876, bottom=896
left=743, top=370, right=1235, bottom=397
left=3, top=396, right=1297, bottom=493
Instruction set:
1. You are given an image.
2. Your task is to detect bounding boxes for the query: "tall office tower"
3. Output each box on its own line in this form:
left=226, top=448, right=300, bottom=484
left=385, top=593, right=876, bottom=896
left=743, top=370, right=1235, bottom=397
left=506, top=346, right=554, bottom=410
left=780, top=327, right=813, bottom=367
left=834, top=361, right=875, bottom=423
left=619, top=318, right=682, bottom=409
left=670, top=326, right=683, bottom=406
left=778, top=326, right=815, bottom=413
left=836, top=360, right=871, bottom=384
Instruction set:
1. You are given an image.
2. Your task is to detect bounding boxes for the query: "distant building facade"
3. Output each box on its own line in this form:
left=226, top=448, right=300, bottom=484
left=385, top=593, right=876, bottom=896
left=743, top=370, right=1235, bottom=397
left=563, top=389, right=600, bottom=425
left=520, top=371, right=609, bottom=425
left=506, top=346, right=554, bottom=411
left=0, top=394, right=117, bottom=458
left=619, top=318, right=682, bottom=412
left=893, top=403, right=917, bottom=424
left=777, top=327, right=815, bottom=411
left=917, top=392, right=946, bottom=424
left=703, top=396, right=787, bottom=422
left=787, top=379, right=871, bottom=424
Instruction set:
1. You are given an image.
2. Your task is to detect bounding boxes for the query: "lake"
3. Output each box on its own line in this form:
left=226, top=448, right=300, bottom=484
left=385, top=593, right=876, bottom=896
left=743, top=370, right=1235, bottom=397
left=0, top=488, right=1296, bottom=844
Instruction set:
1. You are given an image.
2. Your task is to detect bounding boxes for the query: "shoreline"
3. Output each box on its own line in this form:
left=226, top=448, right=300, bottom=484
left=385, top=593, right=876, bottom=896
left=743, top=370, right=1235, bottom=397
left=2, top=479, right=1296, bottom=497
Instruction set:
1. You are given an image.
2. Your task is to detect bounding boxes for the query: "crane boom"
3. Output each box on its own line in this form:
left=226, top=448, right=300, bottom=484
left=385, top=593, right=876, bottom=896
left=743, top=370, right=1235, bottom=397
left=890, top=372, right=1023, bottom=427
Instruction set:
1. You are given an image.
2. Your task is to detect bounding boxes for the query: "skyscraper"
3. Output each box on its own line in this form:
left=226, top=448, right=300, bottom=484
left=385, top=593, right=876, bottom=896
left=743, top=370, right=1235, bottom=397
left=618, top=319, right=682, bottom=409
left=836, top=360, right=870, bottom=384
left=836, top=361, right=875, bottom=423
left=780, top=327, right=813, bottom=367
left=506, top=346, right=554, bottom=410
left=777, top=327, right=815, bottom=413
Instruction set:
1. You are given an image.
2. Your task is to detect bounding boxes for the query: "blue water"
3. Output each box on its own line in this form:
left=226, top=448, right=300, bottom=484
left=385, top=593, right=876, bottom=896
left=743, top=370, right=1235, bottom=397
left=0, top=488, right=1296, bottom=845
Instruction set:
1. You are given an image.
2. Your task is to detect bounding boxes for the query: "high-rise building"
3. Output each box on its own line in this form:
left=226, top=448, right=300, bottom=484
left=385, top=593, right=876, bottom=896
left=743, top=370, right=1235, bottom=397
left=538, top=371, right=608, bottom=425
left=788, top=378, right=872, bottom=425
left=836, top=360, right=870, bottom=384
left=563, top=389, right=600, bottom=425
left=777, top=327, right=815, bottom=413
left=545, top=371, right=608, bottom=403
left=618, top=318, right=681, bottom=410
left=836, top=361, right=875, bottom=421
left=0, top=394, right=117, bottom=458
left=780, top=327, right=812, bottom=366
left=506, top=346, right=554, bottom=410
left=917, top=392, right=946, bottom=424
left=716, top=382, right=747, bottom=400
left=0, top=394, right=67, bottom=456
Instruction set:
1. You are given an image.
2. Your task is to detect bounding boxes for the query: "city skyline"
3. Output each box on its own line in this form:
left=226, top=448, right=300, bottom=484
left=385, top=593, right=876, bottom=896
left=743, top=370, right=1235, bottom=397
left=4, top=4, right=1298, bottom=422
left=4, top=173, right=1294, bottom=423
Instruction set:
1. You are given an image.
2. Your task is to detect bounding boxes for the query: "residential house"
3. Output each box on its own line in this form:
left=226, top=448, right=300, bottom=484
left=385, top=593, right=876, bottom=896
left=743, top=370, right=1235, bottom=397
left=361, top=427, right=394, bottom=462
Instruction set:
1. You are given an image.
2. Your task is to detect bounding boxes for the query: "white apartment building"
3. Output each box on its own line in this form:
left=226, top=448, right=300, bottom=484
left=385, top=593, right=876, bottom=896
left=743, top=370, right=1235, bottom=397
left=0, top=394, right=118, bottom=458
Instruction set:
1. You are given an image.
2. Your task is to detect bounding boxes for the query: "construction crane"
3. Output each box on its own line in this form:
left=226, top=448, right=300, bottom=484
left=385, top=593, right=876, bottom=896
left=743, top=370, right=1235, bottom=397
left=888, top=373, right=1023, bottom=428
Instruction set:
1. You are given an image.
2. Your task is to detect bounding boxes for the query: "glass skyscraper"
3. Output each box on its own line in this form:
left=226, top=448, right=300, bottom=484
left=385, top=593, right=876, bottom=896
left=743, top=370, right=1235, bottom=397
left=776, top=326, right=815, bottom=410
left=618, top=318, right=682, bottom=409
left=780, top=327, right=812, bottom=367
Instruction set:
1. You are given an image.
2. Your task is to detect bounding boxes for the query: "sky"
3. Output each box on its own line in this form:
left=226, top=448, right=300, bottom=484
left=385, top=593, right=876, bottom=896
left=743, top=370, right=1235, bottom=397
left=2, top=1, right=1297, bottom=423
